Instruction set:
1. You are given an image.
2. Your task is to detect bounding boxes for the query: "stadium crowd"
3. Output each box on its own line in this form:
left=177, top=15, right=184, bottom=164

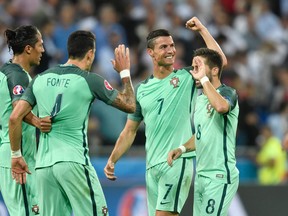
left=0, top=0, right=287, bottom=184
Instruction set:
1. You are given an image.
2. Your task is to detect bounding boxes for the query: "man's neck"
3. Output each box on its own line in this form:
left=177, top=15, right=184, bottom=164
left=153, top=65, right=174, bottom=79
left=65, top=59, right=88, bottom=71
left=12, top=56, right=31, bottom=72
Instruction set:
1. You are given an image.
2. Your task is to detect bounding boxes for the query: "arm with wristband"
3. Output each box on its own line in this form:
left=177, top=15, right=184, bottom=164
left=167, top=135, right=196, bottom=166
left=191, top=56, right=230, bottom=114
left=110, top=44, right=136, bottom=113
left=9, top=100, right=33, bottom=184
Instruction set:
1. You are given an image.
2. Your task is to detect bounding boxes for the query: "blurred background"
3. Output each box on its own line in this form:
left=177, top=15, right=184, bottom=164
left=0, top=0, right=288, bottom=215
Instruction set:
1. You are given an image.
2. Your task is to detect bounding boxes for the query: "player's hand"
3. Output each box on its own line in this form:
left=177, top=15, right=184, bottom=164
left=11, top=157, right=31, bottom=184
left=40, top=116, right=52, bottom=133
left=167, top=148, right=182, bottom=167
left=111, top=44, right=130, bottom=73
left=104, top=160, right=117, bottom=181
left=185, top=16, right=205, bottom=32
left=190, top=56, right=206, bottom=80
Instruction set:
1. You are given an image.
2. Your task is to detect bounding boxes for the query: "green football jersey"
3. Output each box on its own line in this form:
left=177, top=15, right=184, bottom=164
left=22, top=64, right=118, bottom=169
left=194, top=84, right=239, bottom=184
left=129, top=67, right=197, bottom=169
left=0, top=62, right=36, bottom=168
left=0, top=123, right=2, bottom=147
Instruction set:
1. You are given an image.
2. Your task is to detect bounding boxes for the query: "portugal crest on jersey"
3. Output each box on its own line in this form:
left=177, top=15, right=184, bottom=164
left=102, top=206, right=108, bottom=215
left=170, top=77, right=179, bottom=88
left=12, top=85, right=24, bottom=95
left=206, top=103, right=213, bottom=117
left=31, top=204, right=39, bottom=215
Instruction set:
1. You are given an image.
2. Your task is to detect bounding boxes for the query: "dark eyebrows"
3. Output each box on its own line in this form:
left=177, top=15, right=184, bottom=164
left=158, top=42, right=174, bottom=49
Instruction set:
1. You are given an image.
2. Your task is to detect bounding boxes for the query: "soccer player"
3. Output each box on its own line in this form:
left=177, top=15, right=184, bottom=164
left=104, top=17, right=227, bottom=216
left=256, top=125, right=286, bottom=185
left=9, top=30, right=135, bottom=216
left=0, top=25, right=49, bottom=216
left=167, top=48, right=239, bottom=216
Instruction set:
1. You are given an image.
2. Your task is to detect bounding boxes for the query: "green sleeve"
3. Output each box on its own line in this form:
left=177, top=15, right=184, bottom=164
left=21, top=77, right=37, bottom=107
left=86, top=73, right=118, bottom=105
left=7, top=68, right=30, bottom=103
left=219, top=86, right=238, bottom=111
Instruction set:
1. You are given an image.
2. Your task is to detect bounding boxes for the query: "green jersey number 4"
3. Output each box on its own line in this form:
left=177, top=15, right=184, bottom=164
left=51, top=94, right=63, bottom=119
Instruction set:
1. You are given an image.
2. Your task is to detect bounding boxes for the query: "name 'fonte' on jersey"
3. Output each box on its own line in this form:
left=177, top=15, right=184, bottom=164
left=47, top=77, right=71, bottom=88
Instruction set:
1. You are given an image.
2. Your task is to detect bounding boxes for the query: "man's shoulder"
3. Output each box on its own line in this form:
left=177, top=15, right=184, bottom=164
left=175, top=66, right=193, bottom=72
left=218, top=84, right=238, bottom=98
left=135, top=75, right=153, bottom=89
left=0, top=62, right=23, bottom=76
left=36, top=65, right=93, bottom=80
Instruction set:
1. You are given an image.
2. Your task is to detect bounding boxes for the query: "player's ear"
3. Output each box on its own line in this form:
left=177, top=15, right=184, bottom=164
left=146, top=48, right=154, bottom=57
left=25, top=45, right=32, bottom=54
left=87, top=49, right=94, bottom=61
left=212, top=67, right=219, bottom=77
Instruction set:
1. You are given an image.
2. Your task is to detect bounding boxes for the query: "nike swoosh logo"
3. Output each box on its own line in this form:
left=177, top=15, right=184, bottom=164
left=160, top=201, right=170, bottom=205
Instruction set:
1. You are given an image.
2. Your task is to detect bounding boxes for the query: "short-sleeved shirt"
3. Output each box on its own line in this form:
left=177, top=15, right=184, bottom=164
left=194, top=84, right=239, bottom=183
left=0, top=62, right=36, bottom=167
left=128, top=67, right=197, bottom=169
left=22, top=64, right=118, bottom=169
left=256, top=136, right=287, bottom=184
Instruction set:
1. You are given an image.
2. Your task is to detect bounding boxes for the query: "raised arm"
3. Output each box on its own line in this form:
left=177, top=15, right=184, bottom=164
left=111, top=44, right=136, bottom=113
left=104, top=119, right=140, bottom=180
left=186, top=17, right=228, bottom=67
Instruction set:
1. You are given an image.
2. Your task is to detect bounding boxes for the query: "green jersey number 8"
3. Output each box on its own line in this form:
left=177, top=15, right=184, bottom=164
left=196, top=124, right=201, bottom=140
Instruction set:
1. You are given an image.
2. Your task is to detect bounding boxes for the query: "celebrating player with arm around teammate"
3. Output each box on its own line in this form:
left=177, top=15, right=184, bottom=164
left=104, top=17, right=227, bottom=216
left=9, top=30, right=135, bottom=216
left=168, top=48, right=239, bottom=216
left=0, top=25, right=51, bottom=216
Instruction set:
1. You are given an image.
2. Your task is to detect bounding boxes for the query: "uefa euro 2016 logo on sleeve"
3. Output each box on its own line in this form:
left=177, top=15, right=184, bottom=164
left=13, top=85, right=25, bottom=95
left=104, top=80, right=113, bottom=91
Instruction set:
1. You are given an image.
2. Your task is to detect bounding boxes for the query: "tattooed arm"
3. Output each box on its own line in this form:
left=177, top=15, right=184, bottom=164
left=111, top=77, right=135, bottom=113
left=111, top=44, right=136, bottom=113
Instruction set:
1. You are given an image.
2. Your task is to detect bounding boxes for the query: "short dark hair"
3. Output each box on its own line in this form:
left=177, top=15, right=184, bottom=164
left=5, top=25, right=39, bottom=55
left=146, top=29, right=171, bottom=49
left=193, top=48, right=223, bottom=77
left=67, top=30, right=96, bottom=60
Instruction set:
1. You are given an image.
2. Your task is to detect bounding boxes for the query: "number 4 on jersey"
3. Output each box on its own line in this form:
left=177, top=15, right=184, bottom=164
left=50, top=94, right=63, bottom=119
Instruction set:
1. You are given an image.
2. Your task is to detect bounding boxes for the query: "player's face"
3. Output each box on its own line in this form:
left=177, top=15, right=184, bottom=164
left=151, top=36, right=176, bottom=67
left=30, top=32, right=45, bottom=66
left=192, top=56, right=212, bottom=89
